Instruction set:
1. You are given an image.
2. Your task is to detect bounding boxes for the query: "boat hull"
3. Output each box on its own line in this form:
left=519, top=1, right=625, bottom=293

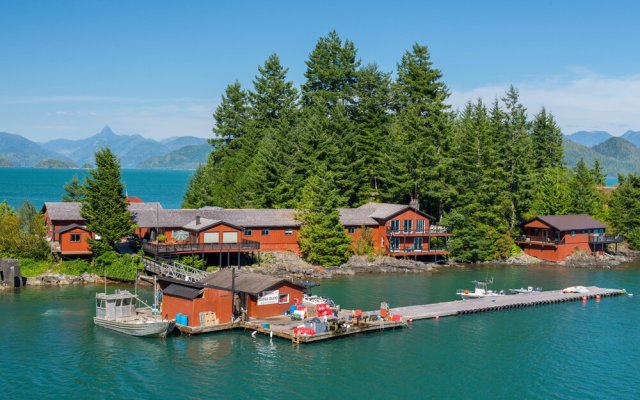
left=93, top=317, right=175, bottom=338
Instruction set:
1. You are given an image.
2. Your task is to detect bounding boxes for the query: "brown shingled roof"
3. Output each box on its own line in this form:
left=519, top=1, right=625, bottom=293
left=528, top=215, right=606, bottom=231
left=43, top=202, right=83, bottom=221
left=200, top=269, right=303, bottom=296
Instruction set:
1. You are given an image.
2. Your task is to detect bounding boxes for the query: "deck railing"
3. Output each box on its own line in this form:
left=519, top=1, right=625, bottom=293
left=387, top=225, right=451, bottom=236
left=589, top=234, right=624, bottom=244
left=142, top=239, right=260, bottom=255
left=517, top=235, right=560, bottom=244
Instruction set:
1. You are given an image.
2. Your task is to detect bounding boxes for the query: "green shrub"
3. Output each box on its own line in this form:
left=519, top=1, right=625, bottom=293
left=56, top=259, right=91, bottom=275
left=19, top=258, right=52, bottom=277
left=180, top=255, right=205, bottom=270
left=157, top=234, right=167, bottom=243
left=94, top=251, right=144, bottom=281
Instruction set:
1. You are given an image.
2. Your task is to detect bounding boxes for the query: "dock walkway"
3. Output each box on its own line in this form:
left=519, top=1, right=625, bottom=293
left=391, top=286, right=625, bottom=321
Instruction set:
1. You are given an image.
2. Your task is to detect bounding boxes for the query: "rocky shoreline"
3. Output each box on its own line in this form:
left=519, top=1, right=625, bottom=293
left=2, top=249, right=638, bottom=291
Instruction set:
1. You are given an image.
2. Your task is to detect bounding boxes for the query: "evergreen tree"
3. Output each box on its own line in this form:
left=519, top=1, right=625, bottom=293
left=568, top=158, right=601, bottom=215
left=529, top=167, right=572, bottom=216
left=530, top=107, right=564, bottom=170
left=182, top=163, right=216, bottom=208
left=592, top=159, right=606, bottom=186
left=61, top=175, right=85, bottom=202
left=81, top=148, right=134, bottom=254
left=498, top=86, right=534, bottom=230
left=351, top=64, right=394, bottom=203
left=609, top=174, right=640, bottom=249
left=296, top=169, right=352, bottom=266
left=301, top=30, right=360, bottom=109
left=389, top=43, right=452, bottom=219
left=249, top=53, right=298, bottom=127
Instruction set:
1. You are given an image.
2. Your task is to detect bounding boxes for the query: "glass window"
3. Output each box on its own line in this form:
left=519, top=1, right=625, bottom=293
left=244, top=229, right=252, bottom=236
left=416, top=220, right=425, bottom=233
left=403, top=219, right=412, bottom=233
left=261, top=228, right=270, bottom=236
left=414, top=237, right=423, bottom=250
left=70, top=233, right=81, bottom=243
left=284, top=229, right=293, bottom=236
left=279, top=293, right=290, bottom=304
left=390, top=220, right=399, bottom=232
left=347, top=227, right=356, bottom=234
left=571, top=230, right=575, bottom=236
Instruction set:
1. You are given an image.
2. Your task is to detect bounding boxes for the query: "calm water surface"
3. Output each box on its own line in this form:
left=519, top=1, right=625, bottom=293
left=1, top=263, right=639, bottom=399
left=0, top=167, right=193, bottom=209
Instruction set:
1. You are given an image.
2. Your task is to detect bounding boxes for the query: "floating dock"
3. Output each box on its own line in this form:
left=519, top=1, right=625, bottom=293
left=391, top=286, right=626, bottom=321
left=173, top=286, right=626, bottom=344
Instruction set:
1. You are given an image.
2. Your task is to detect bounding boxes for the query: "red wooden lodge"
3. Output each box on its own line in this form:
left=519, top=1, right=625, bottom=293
left=516, top=214, right=623, bottom=262
left=42, top=200, right=451, bottom=261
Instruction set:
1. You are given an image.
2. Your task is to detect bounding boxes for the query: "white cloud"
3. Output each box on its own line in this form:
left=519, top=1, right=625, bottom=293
left=449, top=70, right=640, bottom=135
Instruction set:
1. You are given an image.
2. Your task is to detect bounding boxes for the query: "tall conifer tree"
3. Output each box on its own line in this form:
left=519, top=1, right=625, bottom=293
left=81, top=148, right=134, bottom=254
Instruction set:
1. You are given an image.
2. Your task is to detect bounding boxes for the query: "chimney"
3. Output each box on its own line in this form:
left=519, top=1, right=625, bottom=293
left=409, top=196, right=420, bottom=211
left=196, top=216, right=201, bottom=225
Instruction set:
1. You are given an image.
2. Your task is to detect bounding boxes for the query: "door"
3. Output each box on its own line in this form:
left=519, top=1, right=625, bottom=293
left=413, top=237, right=423, bottom=251
left=391, top=237, right=400, bottom=252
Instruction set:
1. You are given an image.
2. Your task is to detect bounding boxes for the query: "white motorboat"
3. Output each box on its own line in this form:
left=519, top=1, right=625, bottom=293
left=509, top=286, right=542, bottom=294
left=456, top=278, right=505, bottom=300
left=93, top=277, right=174, bottom=338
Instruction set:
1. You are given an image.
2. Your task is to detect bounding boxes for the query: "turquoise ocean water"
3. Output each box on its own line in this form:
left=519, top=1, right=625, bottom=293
left=0, top=167, right=193, bottom=210
left=1, top=263, right=639, bottom=399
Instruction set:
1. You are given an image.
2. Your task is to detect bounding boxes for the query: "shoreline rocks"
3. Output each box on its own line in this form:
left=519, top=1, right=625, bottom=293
left=25, top=272, right=109, bottom=287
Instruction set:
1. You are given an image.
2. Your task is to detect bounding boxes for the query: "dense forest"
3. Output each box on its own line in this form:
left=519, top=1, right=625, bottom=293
left=183, top=31, right=636, bottom=261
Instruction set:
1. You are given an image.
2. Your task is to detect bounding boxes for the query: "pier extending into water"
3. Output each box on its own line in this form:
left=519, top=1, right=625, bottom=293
left=391, top=286, right=626, bottom=321
left=172, top=286, right=626, bottom=344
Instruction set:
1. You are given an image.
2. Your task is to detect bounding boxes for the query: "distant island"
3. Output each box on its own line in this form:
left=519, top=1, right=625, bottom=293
left=35, top=159, right=78, bottom=169
left=0, top=126, right=209, bottom=170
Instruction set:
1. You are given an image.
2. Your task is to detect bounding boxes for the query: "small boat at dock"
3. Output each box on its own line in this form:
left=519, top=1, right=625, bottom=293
left=93, top=280, right=175, bottom=338
left=456, top=278, right=506, bottom=300
left=509, top=286, right=542, bottom=294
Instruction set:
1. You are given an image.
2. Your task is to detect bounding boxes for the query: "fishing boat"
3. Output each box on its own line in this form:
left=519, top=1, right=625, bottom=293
left=93, top=277, right=174, bottom=338
left=509, top=286, right=542, bottom=294
left=456, top=278, right=506, bottom=300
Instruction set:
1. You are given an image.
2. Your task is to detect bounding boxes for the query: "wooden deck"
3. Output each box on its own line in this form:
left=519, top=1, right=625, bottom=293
left=390, top=286, right=626, bottom=321
left=171, top=286, right=626, bottom=344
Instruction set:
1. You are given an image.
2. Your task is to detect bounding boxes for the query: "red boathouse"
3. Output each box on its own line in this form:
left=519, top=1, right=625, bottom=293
left=516, top=214, right=623, bottom=262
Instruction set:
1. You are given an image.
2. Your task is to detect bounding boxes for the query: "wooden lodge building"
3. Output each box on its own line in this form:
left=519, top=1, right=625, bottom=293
left=158, top=269, right=306, bottom=325
left=516, top=214, right=623, bottom=262
left=41, top=200, right=451, bottom=261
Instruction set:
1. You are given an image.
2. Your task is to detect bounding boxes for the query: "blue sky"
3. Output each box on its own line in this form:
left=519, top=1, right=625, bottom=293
left=1, top=1, right=639, bottom=141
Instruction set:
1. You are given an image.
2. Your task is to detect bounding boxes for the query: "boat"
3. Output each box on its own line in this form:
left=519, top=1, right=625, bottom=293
left=509, top=286, right=542, bottom=294
left=93, top=278, right=175, bottom=338
left=456, top=278, right=506, bottom=300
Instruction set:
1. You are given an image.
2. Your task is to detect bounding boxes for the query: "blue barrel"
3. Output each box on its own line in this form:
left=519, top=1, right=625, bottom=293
left=289, top=304, right=297, bottom=315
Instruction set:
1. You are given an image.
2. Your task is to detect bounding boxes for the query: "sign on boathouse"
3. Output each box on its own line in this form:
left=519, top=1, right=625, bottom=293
left=257, top=290, right=279, bottom=305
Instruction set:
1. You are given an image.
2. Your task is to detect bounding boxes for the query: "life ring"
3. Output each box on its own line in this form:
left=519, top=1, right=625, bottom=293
left=464, top=290, right=469, bottom=294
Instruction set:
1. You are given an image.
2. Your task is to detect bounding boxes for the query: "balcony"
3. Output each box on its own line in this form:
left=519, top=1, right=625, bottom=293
left=389, top=245, right=449, bottom=256
left=143, top=240, right=260, bottom=255
left=589, top=234, right=624, bottom=244
left=386, top=225, right=451, bottom=236
left=516, top=235, right=560, bottom=245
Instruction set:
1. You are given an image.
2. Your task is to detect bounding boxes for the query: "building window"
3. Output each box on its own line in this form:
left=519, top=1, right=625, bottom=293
left=403, top=219, right=412, bottom=233
left=70, top=233, right=81, bottom=243
left=390, top=219, right=399, bottom=232
left=416, top=220, right=425, bottom=233
left=414, top=237, right=423, bottom=251
left=347, top=227, right=356, bottom=234
left=261, top=228, right=270, bottom=236
left=571, top=230, right=575, bottom=237
left=279, top=293, right=290, bottom=304
left=244, top=229, right=252, bottom=236
left=284, top=229, right=293, bottom=236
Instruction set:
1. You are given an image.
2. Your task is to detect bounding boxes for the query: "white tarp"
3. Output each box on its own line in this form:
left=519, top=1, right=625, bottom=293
left=257, top=290, right=279, bottom=305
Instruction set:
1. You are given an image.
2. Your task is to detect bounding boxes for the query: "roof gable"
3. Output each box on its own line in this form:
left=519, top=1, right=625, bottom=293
left=200, top=269, right=304, bottom=296
left=182, top=218, right=243, bottom=232
left=525, top=215, right=606, bottom=231
left=55, top=224, right=90, bottom=234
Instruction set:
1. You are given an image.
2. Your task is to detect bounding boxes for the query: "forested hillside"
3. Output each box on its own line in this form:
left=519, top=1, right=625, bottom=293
left=183, top=31, right=607, bottom=261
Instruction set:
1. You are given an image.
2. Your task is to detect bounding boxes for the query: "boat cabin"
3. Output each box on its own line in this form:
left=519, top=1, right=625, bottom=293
left=95, top=291, right=137, bottom=321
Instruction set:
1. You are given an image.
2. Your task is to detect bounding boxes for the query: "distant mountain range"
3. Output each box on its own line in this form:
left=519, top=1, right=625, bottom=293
left=564, top=130, right=640, bottom=148
left=0, top=126, right=210, bottom=169
left=564, top=136, right=640, bottom=177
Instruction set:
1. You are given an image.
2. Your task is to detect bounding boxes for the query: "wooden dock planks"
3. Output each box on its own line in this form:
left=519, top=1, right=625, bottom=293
left=390, top=286, right=626, bottom=321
